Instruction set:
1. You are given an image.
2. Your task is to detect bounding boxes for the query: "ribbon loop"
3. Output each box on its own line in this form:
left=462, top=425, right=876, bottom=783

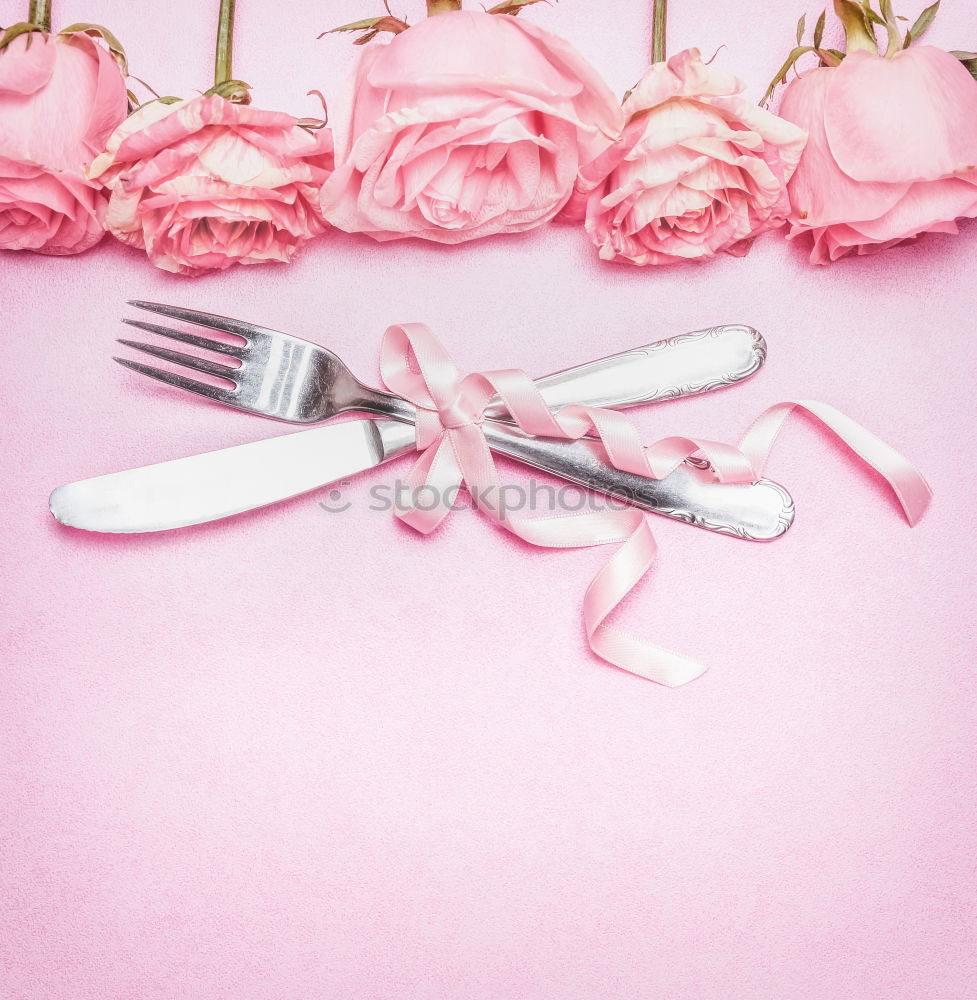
left=376, top=324, right=931, bottom=686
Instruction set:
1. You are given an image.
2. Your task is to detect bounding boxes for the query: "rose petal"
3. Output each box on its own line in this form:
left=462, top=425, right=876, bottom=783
left=0, top=32, right=56, bottom=96
left=824, top=47, right=977, bottom=184
left=623, top=48, right=743, bottom=117
left=847, top=176, right=977, bottom=241
left=781, top=66, right=909, bottom=230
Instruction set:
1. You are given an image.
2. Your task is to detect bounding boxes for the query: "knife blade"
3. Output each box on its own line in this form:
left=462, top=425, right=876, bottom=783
left=49, top=419, right=417, bottom=534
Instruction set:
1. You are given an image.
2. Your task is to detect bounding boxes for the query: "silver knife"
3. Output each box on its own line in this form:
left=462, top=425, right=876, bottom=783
left=50, top=418, right=794, bottom=540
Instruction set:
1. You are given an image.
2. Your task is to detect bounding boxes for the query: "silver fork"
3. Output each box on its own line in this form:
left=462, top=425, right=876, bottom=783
left=114, top=302, right=794, bottom=539
left=118, top=302, right=768, bottom=423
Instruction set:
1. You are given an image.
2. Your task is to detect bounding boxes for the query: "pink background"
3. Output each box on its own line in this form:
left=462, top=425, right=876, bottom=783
left=2, top=1, right=976, bottom=997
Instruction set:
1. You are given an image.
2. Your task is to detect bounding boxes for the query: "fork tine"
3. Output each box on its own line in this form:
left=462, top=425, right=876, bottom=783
left=127, top=300, right=265, bottom=340
left=114, top=357, right=238, bottom=404
left=117, top=339, right=239, bottom=379
left=121, top=318, right=245, bottom=357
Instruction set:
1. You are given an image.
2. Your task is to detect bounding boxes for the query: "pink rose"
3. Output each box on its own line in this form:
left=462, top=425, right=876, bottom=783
left=89, top=94, right=334, bottom=274
left=0, top=31, right=127, bottom=255
left=321, top=10, right=623, bottom=244
left=780, top=47, right=977, bottom=264
left=567, top=48, right=807, bottom=265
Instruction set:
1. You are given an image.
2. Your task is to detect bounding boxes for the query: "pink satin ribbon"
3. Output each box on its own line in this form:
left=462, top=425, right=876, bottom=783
left=379, top=323, right=932, bottom=686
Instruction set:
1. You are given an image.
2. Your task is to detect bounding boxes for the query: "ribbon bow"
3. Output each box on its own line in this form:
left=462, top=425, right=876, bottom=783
left=380, top=324, right=932, bottom=687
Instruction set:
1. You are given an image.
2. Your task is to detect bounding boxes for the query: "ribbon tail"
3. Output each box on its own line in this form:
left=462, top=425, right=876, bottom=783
left=447, top=424, right=502, bottom=519
left=396, top=437, right=461, bottom=535
left=583, top=516, right=708, bottom=688
left=738, top=400, right=933, bottom=525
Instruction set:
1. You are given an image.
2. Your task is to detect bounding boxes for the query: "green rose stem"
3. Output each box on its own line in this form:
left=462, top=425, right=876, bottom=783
left=427, top=0, right=462, bottom=14
left=651, top=0, right=667, bottom=63
left=211, top=0, right=250, bottom=103
left=28, top=0, right=51, bottom=32
left=214, top=0, right=236, bottom=87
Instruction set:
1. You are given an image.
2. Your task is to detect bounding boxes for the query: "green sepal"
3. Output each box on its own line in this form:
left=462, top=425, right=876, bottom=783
left=903, top=1, right=940, bottom=48
left=950, top=49, right=977, bottom=80
left=129, top=94, right=183, bottom=115
left=877, top=0, right=902, bottom=54
left=204, top=79, right=252, bottom=104
left=813, top=9, right=826, bottom=48
left=321, top=15, right=409, bottom=45
left=487, top=0, right=553, bottom=14
left=760, top=45, right=815, bottom=107
left=296, top=89, right=329, bottom=132
left=0, top=21, right=46, bottom=53
left=59, top=22, right=130, bottom=75
left=759, top=37, right=848, bottom=108
left=860, top=1, right=887, bottom=27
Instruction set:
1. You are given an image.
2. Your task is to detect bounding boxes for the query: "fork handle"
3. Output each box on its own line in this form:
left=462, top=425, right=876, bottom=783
left=362, top=323, right=766, bottom=425
left=376, top=421, right=793, bottom=541
left=483, top=324, right=765, bottom=419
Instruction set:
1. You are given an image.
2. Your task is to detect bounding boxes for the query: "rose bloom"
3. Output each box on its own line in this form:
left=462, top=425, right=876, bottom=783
left=566, top=48, right=807, bottom=265
left=321, top=10, right=623, bottom=244
left=89, top=94, right=334, bottom=274
left=780, top=46, right=977, bottom=264
left=0, top=31, right=127, bottom=255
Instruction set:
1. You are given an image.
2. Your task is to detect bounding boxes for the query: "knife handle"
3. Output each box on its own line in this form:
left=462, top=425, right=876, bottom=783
left=377, top=420, right=793, bottom=541
left=482, top=324, right=765, bottom=420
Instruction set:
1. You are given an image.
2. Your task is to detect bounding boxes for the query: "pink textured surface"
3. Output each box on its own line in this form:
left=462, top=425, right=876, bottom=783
left=2, top=2, right=976, bottom=997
